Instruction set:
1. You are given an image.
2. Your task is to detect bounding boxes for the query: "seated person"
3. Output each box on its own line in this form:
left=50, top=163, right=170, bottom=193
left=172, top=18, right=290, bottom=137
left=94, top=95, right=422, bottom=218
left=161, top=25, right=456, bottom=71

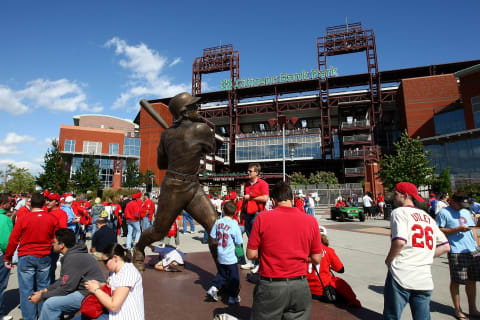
left=90, top=218, right=117, bottom=260
left=307, top=231, right=361, bottom=308
left=335, top=198, right=346, bottom=209
left=345, top=197, right=353, bottom=207
left=147, top=245, right=185, bottom=272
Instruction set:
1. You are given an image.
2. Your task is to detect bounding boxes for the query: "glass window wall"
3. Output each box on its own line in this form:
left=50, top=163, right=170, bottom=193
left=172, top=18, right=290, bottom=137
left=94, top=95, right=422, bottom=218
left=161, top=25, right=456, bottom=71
left=434, top=109, right=466, bottom=135
left=124, top=138, right=140, bottom=156
left=64, top=139, right=75, bottom=152
left=109, top=143, right=119, bottom=155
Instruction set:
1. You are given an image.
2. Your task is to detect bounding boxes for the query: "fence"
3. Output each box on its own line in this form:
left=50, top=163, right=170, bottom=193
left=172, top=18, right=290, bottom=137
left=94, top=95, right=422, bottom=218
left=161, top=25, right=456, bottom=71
left=291, top=183, right=363, bottom=207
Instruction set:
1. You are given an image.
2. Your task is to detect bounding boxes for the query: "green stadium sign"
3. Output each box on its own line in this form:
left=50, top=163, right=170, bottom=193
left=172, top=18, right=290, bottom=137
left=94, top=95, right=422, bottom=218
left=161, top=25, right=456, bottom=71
left=220, top=66, right=338, bottom=90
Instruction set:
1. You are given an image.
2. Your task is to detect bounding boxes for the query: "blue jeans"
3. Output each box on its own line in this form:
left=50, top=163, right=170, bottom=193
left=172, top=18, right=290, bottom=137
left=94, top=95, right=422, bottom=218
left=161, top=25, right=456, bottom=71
left=126, top=220, right=141, bottom=249
left=182, top=212, right=195, bottom=232
left=307, top=207, right=315, bottom=217
left=49, top=251, right=60, bottom=284
left=91, top=216, right=100, bottom=237
left=39, top=290, right=84, bottom=320
left=383, top=271, right=432, bottom=320
left=245, top=212, right=259, bottom=238
left=212, top=263, right=240, bottom=298
left=0, top=254, right=11, bottom=318
left=18, top=255, right=51, bottom=320
left=142, top=217, right=152, bottom=231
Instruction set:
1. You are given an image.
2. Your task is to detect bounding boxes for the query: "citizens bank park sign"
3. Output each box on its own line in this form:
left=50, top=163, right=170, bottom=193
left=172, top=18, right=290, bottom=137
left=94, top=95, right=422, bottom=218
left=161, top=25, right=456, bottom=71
left=220, top=66, right=338, bottom=90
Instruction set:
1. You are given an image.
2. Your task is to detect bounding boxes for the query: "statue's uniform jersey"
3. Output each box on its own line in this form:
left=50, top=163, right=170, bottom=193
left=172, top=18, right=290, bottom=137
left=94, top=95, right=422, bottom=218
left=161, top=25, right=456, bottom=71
left=390, top=206, right=448, bottom=291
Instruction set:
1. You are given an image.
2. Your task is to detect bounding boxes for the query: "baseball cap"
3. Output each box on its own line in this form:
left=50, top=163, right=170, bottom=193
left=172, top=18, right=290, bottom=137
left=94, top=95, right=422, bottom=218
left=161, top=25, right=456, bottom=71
left=471, top=198, right=476, bottom=202
left=45, top=193, right=60, bottom=201
left=319, top=225, right=328, bottom=235
left=94, top=197, right=102, bottom=204
left=395, top=182, right=424, bottom=202
left=228, top=191, right=237, bottom=199
left=452, top=192, right=470, bottom=208
left=65, top=196, right=74, bottom=203
left=429, top=193, right=435, bottom=197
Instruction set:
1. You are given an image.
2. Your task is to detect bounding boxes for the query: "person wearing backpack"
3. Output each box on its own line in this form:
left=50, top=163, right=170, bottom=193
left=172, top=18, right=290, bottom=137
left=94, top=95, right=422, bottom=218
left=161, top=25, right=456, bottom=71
left=90, top=198, right=105, bottom=237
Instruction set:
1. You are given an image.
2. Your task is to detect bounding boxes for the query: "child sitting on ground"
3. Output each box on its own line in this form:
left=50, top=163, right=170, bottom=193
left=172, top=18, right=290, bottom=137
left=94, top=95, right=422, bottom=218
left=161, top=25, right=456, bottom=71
left=206, top=201, right=243, bottom=305
left=148, top=245, right=185, bottom=272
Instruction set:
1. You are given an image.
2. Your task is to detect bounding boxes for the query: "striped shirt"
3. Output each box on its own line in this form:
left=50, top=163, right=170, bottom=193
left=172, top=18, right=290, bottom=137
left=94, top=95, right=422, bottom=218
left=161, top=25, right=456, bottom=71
left=108, top=262, right=144, bottom=320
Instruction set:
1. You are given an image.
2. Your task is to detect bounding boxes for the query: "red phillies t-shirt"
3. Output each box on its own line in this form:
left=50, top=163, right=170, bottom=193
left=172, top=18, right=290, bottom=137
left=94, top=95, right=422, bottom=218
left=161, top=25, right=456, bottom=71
left=49, top=207, right=68, bottom=229
left=244, top=178, right=269, bottom=214
left=5, top=209, right=58, bottom=260
left=307, top=245, right=343, bottom=295
left=16, top=206, right=30, bottom=221
left=125, top=200, right=140, bottom=221
left=143, top=199, right=155, bottom=221
left=247, top=206, right=323, bottom=278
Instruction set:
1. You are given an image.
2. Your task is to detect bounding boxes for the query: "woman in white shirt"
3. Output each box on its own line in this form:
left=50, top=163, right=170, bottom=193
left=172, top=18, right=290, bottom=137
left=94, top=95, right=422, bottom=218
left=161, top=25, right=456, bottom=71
left=74, top=243, right=144, bottom=320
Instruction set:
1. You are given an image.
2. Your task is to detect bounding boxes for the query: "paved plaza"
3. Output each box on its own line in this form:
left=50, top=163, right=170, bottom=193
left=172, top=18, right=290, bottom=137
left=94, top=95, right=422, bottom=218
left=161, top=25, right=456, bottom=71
left=2, top=213, right=477, bottom=320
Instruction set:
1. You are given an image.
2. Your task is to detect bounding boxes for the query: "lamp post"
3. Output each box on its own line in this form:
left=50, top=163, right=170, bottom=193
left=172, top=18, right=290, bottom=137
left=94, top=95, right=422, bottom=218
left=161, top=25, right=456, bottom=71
left=277, top=115, right=287, bottom=182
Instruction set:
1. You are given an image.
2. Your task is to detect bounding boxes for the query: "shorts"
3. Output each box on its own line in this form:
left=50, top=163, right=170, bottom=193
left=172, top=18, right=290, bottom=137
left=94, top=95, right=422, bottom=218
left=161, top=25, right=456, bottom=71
left=448, top=250, right=480, bottom=284
left=378, top=202, right=385, bottom=208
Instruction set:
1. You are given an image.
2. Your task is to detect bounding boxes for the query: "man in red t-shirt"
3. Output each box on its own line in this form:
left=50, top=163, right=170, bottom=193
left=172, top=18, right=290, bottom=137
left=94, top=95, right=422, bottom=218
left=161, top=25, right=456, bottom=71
left=4, top=193, right=58, bottom=320
left=142, top=193, right=155, bottom=231
left=241, top=163, right=269, bottom=271
left=247, top=182, right=322, bottom=319
left=125, top=192, right=142, bottom=249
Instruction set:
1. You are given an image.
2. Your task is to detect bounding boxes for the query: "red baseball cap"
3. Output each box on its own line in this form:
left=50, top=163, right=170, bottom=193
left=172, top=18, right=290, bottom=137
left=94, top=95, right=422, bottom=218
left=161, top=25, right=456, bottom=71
left=228, top=191, right=237, bottom=199
left=45, top=193, right=60, bottom=201
left=395, top=182, right=424, bottom=202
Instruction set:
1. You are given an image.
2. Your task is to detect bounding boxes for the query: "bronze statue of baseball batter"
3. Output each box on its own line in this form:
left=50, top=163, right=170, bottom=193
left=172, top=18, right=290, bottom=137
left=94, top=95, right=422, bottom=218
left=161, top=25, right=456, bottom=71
left=133, top=92, right=219, bottom=271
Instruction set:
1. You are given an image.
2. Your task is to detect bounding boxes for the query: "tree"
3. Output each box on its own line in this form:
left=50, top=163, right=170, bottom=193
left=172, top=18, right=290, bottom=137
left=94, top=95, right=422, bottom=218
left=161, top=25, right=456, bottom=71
left=431, top=167, right=452, bottom=194
left=378, top=131, right=435, bottom=190
left=289, top=172, right=309, bottom=185
left=123, top=159, right=141, bottom=188
left=308, top=171, right=338, bottom=185
left=140, top=169, right=159, bottom=188
left=71, top=156, right=101, bottom=193
left=0, top=164, right=36, bottom=193
left=37, top=139, right=70, bottom=193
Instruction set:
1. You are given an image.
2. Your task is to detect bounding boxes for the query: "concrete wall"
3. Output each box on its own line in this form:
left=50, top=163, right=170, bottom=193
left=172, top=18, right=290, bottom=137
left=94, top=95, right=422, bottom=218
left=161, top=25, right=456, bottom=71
left=399, top=74, right=459, bottom=138
left=77, top=115, right=136, bottom=135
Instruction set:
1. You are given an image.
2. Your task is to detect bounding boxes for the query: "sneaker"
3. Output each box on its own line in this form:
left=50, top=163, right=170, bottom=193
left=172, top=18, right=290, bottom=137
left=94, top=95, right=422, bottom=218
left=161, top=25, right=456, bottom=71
left=207, top=286, right=219, bottom=301
left=240, top=262, right=254, bottom=270
left=250, top=265, right=259, bottom=274
left=228, top=295, right=241, bottom=305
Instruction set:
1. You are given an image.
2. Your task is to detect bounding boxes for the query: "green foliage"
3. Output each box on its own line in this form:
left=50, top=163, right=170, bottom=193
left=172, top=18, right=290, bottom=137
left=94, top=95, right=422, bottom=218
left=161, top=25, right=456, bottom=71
left=36, top=139, right=70, bottom=193
left=289, top=171, right=338, bottom=185
left=308, top=171, right=338, bottom=185
left=431, top=167, right=452, bottom=194
left=123, top=159, right=141, bottom=188
left=102, top=188, right=142, bottom=201
left=0, top=164, right=36, bottom=193
left=290, top=172, right=309, bottom=185
left=457, top=183, right=480, bottom=199
left=139, top=169, right=159, bottom=187
left=378, top=131, right=435, bottom=191
left=71, top=156, right=101, bottom=193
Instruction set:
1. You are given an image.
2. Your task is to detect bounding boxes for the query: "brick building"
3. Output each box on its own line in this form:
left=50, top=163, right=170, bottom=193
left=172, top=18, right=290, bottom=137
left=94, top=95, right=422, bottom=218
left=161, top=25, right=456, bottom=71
left=59, top=114, right=140, bottom=188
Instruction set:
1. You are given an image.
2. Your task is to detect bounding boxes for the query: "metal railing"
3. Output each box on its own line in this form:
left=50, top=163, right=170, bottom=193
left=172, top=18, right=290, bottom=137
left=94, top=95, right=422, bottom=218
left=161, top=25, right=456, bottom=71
left=341, top=119, right=369, bottom=129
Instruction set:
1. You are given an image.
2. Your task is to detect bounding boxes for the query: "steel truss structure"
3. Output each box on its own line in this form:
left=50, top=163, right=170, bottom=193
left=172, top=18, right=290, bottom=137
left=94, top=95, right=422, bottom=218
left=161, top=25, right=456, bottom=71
left=147, top=22, right=480, bottom=183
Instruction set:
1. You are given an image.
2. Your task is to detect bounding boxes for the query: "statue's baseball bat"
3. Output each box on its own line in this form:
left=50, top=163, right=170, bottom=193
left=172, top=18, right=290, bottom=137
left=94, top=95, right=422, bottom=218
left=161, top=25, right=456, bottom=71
left=139, top=99, right=170, bottom=129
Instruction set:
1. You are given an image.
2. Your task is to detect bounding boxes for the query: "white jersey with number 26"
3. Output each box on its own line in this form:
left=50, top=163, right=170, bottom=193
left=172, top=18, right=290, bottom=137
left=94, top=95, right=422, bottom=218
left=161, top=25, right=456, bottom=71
left=390, top=206, right=448, bottom=291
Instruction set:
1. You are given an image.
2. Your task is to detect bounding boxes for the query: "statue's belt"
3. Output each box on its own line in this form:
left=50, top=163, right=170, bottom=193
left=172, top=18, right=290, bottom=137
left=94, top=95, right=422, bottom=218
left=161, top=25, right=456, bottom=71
left=166, top=170, right=199, bottom=182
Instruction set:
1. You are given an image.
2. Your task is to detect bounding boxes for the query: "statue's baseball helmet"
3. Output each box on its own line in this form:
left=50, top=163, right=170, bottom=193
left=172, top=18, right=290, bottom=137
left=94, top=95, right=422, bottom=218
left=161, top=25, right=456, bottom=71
left=168, top=92, right=201, bottom=119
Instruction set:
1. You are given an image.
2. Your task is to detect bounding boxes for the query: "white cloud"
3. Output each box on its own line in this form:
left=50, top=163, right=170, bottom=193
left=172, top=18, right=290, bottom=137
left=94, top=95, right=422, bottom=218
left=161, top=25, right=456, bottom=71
left=0, top=79, right=103, bottom=115
left=19, top=79, right=103, bottom=113
left=0, top=86, right=29, bottom=115
left=169, top=57, right=182, bottom=67
left=44, top=137, right=57, bottom=145
left=0, top=159, right=42, bottom=175
left=0, top=132, right=36, bottom=155
left=105, top=37, right=189, bottom=110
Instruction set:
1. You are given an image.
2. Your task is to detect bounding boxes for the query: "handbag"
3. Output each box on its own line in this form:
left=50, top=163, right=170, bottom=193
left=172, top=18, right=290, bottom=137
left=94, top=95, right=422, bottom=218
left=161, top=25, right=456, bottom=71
left=314, top=265, right=336, bottom=302
left=80, top=284, right=111, bottom=318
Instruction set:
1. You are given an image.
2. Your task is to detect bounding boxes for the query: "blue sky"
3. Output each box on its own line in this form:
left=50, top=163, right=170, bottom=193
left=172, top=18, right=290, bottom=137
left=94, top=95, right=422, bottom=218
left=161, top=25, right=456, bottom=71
left=0, top=0, right=478, bottom=175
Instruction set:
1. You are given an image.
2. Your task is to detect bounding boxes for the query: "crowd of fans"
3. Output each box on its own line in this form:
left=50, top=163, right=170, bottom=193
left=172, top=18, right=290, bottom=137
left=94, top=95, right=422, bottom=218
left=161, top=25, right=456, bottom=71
left=1, top=172, right=480, bottom=320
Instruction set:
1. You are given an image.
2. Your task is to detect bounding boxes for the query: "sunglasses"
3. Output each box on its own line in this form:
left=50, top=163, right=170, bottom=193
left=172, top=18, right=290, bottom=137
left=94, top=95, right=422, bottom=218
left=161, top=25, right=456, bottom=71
left=103, top=257, right=112, bottom=265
